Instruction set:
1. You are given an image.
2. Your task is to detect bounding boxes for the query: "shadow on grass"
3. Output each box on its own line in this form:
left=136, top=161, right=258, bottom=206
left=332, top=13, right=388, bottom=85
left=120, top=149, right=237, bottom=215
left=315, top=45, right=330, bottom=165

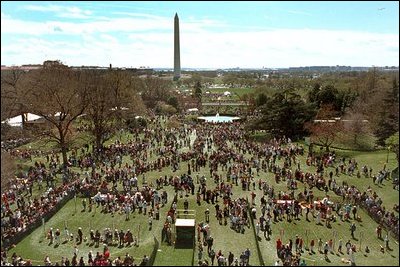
left=174, top=243, right=195, bottom=249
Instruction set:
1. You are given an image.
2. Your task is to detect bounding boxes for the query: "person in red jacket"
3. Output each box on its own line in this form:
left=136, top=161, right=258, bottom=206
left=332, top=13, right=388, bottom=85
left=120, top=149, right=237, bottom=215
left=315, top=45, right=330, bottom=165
left=103, top=245, right=110, bottom=260
left=276, top=238, right=282, bottom=255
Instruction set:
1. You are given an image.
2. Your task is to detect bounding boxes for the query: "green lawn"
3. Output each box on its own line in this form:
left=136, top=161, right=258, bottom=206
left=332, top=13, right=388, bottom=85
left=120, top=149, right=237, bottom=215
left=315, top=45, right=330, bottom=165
left=8, top=197, right=168, bottom=265
left=6, top=125, right=399, bottom=266
left=202, top=87, right=255, bottom=100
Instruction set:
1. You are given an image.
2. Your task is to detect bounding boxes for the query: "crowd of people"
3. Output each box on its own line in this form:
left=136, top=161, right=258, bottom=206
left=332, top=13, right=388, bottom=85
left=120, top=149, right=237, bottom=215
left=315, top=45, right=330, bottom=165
left=1, top=116, right=398, bottom=266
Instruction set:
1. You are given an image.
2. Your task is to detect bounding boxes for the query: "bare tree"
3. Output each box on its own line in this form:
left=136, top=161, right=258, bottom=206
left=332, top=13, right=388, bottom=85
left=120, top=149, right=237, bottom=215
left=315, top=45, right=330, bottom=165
left=1, top=68, right=27, bottom=123
left=306, top=104, right=343, bottom=151
left=84, top=69, right=145, bottom=153
left=138, top=76, right=173, bottom=109
left=21, top=65, right=88, bottom=169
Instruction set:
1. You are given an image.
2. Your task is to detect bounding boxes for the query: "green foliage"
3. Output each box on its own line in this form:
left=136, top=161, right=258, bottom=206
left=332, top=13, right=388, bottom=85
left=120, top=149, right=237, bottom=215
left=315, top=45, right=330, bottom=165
left=126, top=116, right=147, bottom=130
left=374, top=78, right=399, bottom=146
left=251, top=90, right=316, bottom=139
left=307, top=82, right=321, bottom=103
left=385, top=132, right=399, bottom=164
left=255, top=93, right=268, bottom=107
left=193, top=81, right=202, bottom=102
left=307, top=83, right=357, bottom=114
left=167, top=96, right=180, bottom=111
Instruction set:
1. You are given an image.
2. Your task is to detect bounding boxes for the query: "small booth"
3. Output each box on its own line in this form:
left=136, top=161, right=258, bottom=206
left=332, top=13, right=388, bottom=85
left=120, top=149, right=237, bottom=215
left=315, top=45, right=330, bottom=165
left=175, top=218, right=195, bottom=248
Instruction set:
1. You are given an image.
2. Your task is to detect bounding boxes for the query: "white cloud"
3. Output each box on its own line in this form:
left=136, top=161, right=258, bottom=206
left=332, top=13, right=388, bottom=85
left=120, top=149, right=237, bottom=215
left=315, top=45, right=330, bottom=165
left=23, top=4, right=93, bottom=19
left=287, top=10, right=312, bottom=16
left=1, top=13, right=398, bottom=68
left=1, top=13, right=222, bottom=36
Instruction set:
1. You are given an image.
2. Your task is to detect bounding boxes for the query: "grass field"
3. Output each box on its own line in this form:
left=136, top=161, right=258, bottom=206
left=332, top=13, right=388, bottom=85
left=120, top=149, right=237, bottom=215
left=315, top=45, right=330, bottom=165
left=5, top=124, right=399, bottom=266
left=8, top=197, right=165, bottom=265
left=202, top=87, right=255, bottom=101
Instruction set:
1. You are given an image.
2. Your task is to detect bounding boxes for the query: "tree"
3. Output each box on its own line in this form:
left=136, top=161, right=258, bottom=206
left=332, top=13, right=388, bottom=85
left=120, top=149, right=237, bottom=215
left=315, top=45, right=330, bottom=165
left=251, top=90, right=315, bottom=139
left=193, top=81, right=202, bottom=105
left=307, top=83, right=321, bottom=103
left=373, top=77, right=399, bottom=145
left=255, top=93, right=268, bottom=107
left=138, top=77, right=172, bottom=109
left=317, top=85, right=338, bottom=107
left=341, top=111, right=371, bottom=147
left=385, top=132, right=399, bottom=165
left=155, top=102, right=177, bottom=115
left=21, top=65, right=88, bottom=169
left=306, top=104, right=343, bottom=151
left=83, top=70, right=116, bottom=152
left=167, top=96, right=180, bottom=112
left=84, top=70, right=146, bottom=152
left=1, top=68, right=27, bottom=124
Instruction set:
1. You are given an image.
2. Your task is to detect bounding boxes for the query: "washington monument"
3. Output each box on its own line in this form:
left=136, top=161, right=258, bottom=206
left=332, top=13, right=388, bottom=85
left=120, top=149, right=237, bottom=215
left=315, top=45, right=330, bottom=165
left=173, top=13, right=181, bottom=80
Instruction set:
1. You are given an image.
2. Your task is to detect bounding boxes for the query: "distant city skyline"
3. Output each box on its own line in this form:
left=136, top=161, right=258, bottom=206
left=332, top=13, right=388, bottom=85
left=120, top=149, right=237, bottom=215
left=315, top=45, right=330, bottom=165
left=1, top=1, right=399, bottom=68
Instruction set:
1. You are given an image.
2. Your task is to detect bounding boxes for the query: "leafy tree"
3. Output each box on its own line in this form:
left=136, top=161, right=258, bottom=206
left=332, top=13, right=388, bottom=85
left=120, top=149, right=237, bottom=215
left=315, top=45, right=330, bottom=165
left=251, top=90, right=316, bottom=139
left=335, top=89, right=358, bottom=114
left=317, top=85, right=338, bottom=107
left=193, top=81, right=202, bottom=104
left=307, top=82, right=321, bottom=103
left=167, top=96, right=180, bottom=111
left=256, top=93, right=268, bottom=107
left=374, top=78, right=399, bottom=145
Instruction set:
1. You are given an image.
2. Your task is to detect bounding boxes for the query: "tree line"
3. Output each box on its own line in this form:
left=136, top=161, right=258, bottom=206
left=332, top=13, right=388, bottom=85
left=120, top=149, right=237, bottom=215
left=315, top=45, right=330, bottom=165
left=1, top=65, right=175, bottom=169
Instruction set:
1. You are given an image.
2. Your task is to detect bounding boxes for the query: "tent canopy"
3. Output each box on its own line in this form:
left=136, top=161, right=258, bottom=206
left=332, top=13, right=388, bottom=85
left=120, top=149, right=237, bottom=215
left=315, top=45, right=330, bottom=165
left=1, top=113, right=42, bottom=127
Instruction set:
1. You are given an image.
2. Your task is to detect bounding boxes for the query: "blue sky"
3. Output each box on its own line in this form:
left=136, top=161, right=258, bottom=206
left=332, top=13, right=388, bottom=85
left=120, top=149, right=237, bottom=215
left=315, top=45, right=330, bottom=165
left=1, top=1, right=399, bottom=68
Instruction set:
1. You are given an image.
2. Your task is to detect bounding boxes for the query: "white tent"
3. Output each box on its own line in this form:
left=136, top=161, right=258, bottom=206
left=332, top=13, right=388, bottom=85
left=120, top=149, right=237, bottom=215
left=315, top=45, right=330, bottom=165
left=223, top=91, right=231, bottom=96
left=187, top=108, right=199, bottom=113
left=1, top=113, right=42, bottom=127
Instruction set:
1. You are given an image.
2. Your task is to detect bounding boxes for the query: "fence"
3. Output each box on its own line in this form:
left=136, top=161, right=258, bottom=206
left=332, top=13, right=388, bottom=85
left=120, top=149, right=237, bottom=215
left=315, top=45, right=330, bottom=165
left=148, top=235, right=160, bottom=266
left=1, top=193, right=74, bottom=249
left=246, top=197, right=265, bottom=266
left=175, top=209, right=196, bottom=219
left=359, top=201, right=399, bottom=241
